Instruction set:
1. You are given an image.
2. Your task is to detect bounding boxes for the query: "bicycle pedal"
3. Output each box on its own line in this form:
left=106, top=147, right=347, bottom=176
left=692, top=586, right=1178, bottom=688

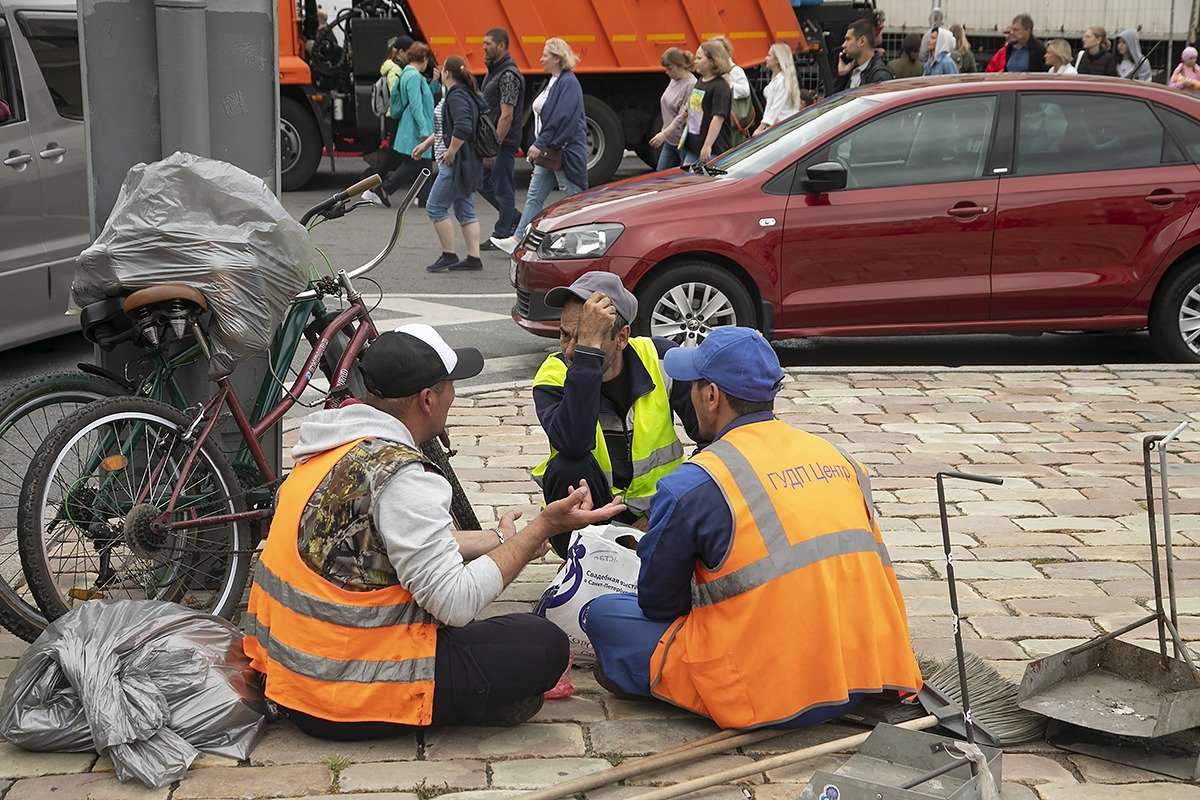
left=69, top=588, right=107, bottom=601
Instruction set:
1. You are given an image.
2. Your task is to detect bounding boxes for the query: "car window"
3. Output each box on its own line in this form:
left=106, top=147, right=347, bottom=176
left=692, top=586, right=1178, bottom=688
left=1159, top=106, right=1200, bottom=164
left=0, top=16, right=22, bottom=124
left=15, top=12, right=82, bottom=120
left=708, top=94, right=880, bottom=177
left=1016, top=93, right=1175, bottom=177
left=827, top=96, right=997, bottom=190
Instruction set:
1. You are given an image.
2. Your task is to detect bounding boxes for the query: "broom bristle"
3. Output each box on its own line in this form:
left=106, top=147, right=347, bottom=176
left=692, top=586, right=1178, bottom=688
left=923, top=651, right=1047, bottom=745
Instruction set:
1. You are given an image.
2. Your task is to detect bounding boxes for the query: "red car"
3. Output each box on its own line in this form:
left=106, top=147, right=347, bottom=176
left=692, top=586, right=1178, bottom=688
left=512, top=75, right=1200, bottom=362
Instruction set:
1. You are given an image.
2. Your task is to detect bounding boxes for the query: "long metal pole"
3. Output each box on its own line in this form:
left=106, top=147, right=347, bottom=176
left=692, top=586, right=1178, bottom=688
left=154, top=0, right=211, bottom=157
left=1170, top=0, right=1177, bottom=82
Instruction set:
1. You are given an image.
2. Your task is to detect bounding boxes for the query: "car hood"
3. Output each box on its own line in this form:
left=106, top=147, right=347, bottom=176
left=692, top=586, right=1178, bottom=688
left=534, top=170, right=732, bottom=230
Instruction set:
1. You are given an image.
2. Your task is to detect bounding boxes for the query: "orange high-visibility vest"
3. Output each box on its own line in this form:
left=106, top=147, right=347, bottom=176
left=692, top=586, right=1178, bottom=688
left=649, top=420, right=922, bottom=729
left=242, top=438, right=439, bottom=725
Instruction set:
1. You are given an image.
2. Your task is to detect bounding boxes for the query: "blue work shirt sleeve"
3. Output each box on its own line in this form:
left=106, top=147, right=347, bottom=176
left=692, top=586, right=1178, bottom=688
left=533, top=347, right=606, bottom=459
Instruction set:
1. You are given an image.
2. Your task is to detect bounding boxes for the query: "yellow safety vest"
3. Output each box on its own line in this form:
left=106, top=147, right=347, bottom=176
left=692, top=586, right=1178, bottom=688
left=532, top=337, right=684, bottom=514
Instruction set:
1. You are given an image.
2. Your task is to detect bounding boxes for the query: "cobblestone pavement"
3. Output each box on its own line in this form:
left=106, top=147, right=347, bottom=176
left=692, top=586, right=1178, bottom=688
left=3, top=365, right=1200, bottom=799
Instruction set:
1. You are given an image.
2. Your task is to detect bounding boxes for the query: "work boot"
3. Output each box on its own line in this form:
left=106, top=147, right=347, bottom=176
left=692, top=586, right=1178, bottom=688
left=476, top=694, right=544, bottom=727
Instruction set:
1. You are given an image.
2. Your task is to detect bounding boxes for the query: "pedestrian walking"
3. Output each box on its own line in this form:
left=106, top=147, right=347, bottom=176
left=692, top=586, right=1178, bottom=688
left=1116, top=29, right=1152, bottom=81
left=949, top=24, right=977, bottom=73
left=1044, top=39, right=1077, bottom=75
left=708, top=36, right=754, bottom=147
left=654, top=47, right=696, bottom=170
left=492, top=38, right=588, bottom=254
left=1075, top=26, right=1118, bottom=76
left=755, top=42, right=801, bottom=135
left=923, top=26, right=958, bottom=76
left=365, top=42, right=434, bottom=209
left=424, top=56, right=487, bottom=273
left=650, top=40, right=733, bottom=166
left=1171, top=46, right=1200, bottom=94
left=477, top=27, right=525, bottom=251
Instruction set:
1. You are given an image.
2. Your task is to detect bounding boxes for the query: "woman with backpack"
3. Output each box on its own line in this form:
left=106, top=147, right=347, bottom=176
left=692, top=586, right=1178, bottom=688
left=423, top=55, right=488, bottom=272
left=365, top=42, right=434, bottom=209
left=491, top=38, right=588, bottom=255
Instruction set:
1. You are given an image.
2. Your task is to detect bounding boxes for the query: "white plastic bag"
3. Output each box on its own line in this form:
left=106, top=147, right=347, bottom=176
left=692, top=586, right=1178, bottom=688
left=534, top=524, right=642, bottom=665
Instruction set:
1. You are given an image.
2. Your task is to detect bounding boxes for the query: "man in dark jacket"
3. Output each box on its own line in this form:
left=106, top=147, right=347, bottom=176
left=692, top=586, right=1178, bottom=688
left=478, top=28, right=525, bottom=250
left=887, top=34, right=924, bottom=79
left=833, top=19, right=892, bottom=93
left=1003, top=14, right=1048, bottom=72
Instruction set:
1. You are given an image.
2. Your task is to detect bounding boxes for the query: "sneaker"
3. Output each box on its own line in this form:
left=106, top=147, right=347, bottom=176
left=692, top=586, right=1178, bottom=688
left=426, top=253, right=459, bottom=272
left=490, top=235, right=521, bottom=255
left=479, top=238, right=501, bottom=251
left=476, top=694, right=545, bottom=727
left=362, top=189, right=390, bottom=208
left=448, top=256, right=483, bottom=271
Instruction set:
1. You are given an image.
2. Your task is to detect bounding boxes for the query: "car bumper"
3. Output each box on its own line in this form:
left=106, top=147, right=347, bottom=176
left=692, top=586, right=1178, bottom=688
left=510, top=244, right=635, bottom=337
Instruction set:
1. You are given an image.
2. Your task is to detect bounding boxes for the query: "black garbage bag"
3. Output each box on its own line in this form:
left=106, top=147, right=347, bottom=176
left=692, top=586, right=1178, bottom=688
left=0, top=600, right=267, bottom=787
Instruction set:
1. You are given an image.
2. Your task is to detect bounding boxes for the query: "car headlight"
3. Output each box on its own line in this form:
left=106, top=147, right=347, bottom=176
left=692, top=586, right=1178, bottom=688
left=538, top=224, right=625, bottom=260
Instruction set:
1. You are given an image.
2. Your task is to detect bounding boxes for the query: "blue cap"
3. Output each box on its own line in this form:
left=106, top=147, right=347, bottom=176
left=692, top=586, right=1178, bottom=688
left=663, top=327, right=784, bottom=402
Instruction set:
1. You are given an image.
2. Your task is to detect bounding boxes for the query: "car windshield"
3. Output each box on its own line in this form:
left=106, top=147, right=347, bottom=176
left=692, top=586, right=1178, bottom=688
left=708, top=94, right=880, bottom=177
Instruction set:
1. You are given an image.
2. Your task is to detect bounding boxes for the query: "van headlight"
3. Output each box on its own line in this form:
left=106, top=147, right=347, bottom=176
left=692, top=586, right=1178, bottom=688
left=538, top=224, right=625, bottom=260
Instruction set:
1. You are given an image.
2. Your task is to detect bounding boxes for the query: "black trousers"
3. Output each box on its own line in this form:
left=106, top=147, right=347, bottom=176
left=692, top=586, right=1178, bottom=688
left=283, top=613, right=568, bottom=740
left=541, top=453, right=640, bottom=558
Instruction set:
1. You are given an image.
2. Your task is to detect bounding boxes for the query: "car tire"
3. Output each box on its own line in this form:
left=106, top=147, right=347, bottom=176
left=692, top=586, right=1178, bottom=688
left=633, top=262, right=757, bottom=347
left=584, top=95, right=624, bottom=187
left=280, top=96, right=323, bottom=192
left=1150, top=259, right=1200, bottom=363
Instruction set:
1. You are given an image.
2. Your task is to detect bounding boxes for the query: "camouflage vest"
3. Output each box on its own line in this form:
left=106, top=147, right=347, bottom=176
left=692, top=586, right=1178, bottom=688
left=296, top=439, right=433, bottom=591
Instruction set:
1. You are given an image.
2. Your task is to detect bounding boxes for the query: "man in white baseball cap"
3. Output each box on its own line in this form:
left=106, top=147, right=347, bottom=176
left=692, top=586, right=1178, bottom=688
left=243, top=324, right=625, bottom=739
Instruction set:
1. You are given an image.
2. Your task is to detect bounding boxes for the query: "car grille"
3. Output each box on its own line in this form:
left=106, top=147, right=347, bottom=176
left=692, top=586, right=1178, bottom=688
left=524, top=229, right=546, bottom=252
left=517, top=288, right=532, bottom=317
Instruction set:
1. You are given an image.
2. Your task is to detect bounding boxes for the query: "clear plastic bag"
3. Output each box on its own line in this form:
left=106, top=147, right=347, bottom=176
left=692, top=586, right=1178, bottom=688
left=0, top=600, right=268, bottom=788
left=73, top=151, right=317, bottom=378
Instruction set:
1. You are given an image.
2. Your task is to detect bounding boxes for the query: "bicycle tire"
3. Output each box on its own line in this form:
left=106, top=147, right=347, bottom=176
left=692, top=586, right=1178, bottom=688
left=18, top=396, right=252, bottom=624
left=419, top=438, right=480, bottom=530
left=0, top=370, right=127, bottom=641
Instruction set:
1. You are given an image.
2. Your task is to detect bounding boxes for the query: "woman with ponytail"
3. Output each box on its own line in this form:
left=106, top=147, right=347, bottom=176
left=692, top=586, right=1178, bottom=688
left=755, top=42, right=801, bottom=136
left=1076, top=26, right=1118, bottom=76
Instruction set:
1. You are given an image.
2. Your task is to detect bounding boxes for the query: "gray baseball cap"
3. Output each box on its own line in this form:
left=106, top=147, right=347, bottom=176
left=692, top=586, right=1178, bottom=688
left=545, top=272, right=638, bottom=326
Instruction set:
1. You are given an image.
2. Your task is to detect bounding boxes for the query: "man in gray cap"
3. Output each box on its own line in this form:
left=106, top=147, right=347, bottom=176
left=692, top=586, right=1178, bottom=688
left=531, top=272, right=705, bottom=556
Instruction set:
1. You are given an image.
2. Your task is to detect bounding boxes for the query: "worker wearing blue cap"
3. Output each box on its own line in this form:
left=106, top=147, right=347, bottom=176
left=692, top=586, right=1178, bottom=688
left=584, top=327, right=922, bottom=730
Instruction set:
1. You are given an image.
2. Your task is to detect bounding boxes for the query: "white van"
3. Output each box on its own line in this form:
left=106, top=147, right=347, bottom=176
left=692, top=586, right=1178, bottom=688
left=0, top=0, right=87, bottom=350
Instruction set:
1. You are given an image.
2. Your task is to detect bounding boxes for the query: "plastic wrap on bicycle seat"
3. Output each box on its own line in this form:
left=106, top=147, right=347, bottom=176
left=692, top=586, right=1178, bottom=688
left=73, top=151, right=317, bottom=379
left=0, top=600, right=268, bottom=788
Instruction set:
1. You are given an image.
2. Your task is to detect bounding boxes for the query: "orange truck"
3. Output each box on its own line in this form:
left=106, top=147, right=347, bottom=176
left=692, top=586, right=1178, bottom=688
left=277, top=0, right=882, bottom=190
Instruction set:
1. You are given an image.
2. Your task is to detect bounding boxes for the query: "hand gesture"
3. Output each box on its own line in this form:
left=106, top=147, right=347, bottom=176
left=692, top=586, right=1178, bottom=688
left=539, top=480, right=626, bottom=535
left=577, top=292, right=619, bottom=348
left=650, top=130, right=668, bottom=148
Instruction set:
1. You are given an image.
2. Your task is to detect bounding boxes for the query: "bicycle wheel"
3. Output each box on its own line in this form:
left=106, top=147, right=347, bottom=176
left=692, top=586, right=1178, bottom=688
left=420, top=438, right=480, bottom=530
left=18, top=396, right=252, bottom=624
left=0, top=371, right=127, bottom=641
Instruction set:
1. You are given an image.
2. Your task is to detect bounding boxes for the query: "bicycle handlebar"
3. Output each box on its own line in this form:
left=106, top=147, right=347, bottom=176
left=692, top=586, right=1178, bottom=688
left=298, top=173, right=384, bottom=226
left=294, top=168, right=431, bottom=302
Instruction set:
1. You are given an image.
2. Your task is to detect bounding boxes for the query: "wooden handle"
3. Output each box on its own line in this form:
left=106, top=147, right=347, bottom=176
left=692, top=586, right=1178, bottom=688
left=622, top=716, right=939, bottom=800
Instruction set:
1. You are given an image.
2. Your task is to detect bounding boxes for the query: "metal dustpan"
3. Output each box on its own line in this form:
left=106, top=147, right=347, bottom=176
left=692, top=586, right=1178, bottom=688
left=1044, top=719, right=1200, bottom=782
left=1018, top=423, right=1200, bottom=738
left=799, top=724, right=1003, bottom=800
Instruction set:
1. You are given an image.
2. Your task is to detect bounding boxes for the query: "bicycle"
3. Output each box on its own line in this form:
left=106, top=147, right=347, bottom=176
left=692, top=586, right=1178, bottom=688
left=5, top=170, right=479, bottom=638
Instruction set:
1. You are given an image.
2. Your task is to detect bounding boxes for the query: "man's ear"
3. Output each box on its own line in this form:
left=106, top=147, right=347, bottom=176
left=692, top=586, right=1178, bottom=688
left=616, top=325, right=632, bottom=349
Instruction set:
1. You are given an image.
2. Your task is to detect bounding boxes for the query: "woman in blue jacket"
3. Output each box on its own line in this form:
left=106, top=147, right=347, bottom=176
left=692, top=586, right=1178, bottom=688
left=366, top=42, right=434, bottom=208
left=923, top=27, right=959, bottom=76
left=492, top=38, right=588, bottom=254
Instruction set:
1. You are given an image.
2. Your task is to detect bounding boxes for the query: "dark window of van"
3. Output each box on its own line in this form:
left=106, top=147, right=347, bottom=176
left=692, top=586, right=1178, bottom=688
left=15, top=12, right=82, bottom=120
left=0, top=16, right=23, bottom=124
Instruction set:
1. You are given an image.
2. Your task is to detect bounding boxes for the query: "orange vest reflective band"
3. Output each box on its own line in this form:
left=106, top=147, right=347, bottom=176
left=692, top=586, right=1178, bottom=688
left=649, top=420, right=922, bottom=730
left=242, top=438, right=439, bottom=725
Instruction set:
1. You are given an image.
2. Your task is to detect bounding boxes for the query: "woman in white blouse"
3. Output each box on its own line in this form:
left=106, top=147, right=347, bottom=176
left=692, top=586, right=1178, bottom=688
left=754, top=43, right=802, bottom=136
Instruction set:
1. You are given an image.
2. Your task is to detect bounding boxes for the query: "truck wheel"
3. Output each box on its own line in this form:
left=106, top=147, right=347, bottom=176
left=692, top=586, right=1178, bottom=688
left=584, top=95, right=624, bottom=186
left=280, top=96, right=322, bottom=191
left=633, top=262, right=757, bottom=348
left=633, top=143, right=659, bottom=170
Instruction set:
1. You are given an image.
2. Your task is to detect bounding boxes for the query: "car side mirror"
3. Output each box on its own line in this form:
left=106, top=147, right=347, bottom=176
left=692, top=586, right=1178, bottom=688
left=800, top=162, right=847, bottom=194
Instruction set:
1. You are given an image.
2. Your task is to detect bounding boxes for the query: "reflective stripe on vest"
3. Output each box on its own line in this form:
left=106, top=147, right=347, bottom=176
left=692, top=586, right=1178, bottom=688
left=242, top=438, right=439, bottom=725
left=532, top=337, right=683, bottom=514
left=649, top=420, right=922, bottom=730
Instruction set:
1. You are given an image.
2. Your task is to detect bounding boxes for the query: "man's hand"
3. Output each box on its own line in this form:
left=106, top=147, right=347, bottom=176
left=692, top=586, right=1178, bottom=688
left=577, top=293, right=618, bottom=349
left=498, top=509, right=521, bottom=540
left=443, top=148, right=456, bottom=166
left=837, top=55, right=854, bottom=76
left=538, top=480, right=626, bottom=534
left=527, top=144, right=542, bottom=163
left=483, top=156, right=497, bottom=169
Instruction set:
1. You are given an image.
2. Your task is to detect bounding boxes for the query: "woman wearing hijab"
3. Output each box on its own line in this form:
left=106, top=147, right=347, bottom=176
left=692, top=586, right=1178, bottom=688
left=923, top=27, right=958, bottom=76
left=1115, top=29, right=1152, bottom=81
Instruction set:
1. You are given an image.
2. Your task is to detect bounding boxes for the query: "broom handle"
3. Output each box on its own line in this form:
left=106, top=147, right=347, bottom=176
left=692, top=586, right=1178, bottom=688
left=507, top=728, right=789, bottom=800
left=623, top=716, right=939, bottom=800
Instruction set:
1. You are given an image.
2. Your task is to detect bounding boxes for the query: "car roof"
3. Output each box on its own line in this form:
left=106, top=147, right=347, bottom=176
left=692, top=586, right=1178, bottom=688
left=849, top=73, right=1199, bottom=109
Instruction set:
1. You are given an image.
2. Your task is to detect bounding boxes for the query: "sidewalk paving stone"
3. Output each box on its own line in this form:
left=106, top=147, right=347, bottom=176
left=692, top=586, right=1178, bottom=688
left=587, top=719, right=721, bottom=757
left=1035, top=784, right=1200, bottom=799
left=0, top=744, right=94, bottom=779
left=249, top=723, right=418, bottom=765
left=1000, top=754, right=1078, bottom=785
left=424, top=724, right=586, bottom=760
left=173, top=764, right=333, bottom=798
left=489, top=757, right=612, bottom=789
left=337, top=759, right=487, bottom=793
left=4, top=772, right=168, bottom=800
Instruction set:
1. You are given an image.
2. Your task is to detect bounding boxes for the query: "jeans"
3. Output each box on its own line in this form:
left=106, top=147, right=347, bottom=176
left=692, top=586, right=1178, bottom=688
left=516, top=164, right=583, bottom=236
left=425, top=162, right=477, bottom=225
left=479, top=146, right=520, bottom=238
left=656, top=142, right=683, bottom=171
left=681, top=150, right=700, bottom=167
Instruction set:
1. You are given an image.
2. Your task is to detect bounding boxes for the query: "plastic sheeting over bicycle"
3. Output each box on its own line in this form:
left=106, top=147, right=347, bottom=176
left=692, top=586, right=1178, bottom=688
left=0, top=600, right=269, bottom=788
left=73, top=151, right=317, bottom=378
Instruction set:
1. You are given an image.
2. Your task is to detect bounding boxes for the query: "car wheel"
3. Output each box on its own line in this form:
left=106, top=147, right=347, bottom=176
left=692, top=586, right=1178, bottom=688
left=633, top=262, right=756, bottom=348
left=1150, top=259, right=1200, bottom=363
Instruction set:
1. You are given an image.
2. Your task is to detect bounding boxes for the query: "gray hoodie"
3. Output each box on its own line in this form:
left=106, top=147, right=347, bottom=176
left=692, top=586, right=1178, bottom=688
left=1116, top=29, right=1152, bottom=81
left=291, top=403, right=503, bottom=627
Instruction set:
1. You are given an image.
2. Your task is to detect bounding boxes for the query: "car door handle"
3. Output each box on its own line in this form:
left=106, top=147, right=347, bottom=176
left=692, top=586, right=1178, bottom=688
left=3, top=152, right=33, bottom=169
left=947, top=204, right=989, bottom=218
left=38, top=146, right=67, bottom=160
left=1145, top=192, right=1186, bottom=205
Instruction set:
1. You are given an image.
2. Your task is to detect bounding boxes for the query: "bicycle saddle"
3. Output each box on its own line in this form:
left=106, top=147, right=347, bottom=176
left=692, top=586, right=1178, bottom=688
left=122, top=285, right=208, bottom=315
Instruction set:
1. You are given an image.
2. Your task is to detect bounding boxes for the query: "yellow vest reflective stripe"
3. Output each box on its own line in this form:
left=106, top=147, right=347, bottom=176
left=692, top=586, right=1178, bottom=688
left=242, top=438, right=438, bottom=725
left=532, top=337, right=683, bottom=514
left=650, top=420, right=922, bottom=730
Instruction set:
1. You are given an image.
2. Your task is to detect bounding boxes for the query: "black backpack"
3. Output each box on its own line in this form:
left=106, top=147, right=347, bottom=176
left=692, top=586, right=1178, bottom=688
left=472, top=95, right=502, bottom=158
